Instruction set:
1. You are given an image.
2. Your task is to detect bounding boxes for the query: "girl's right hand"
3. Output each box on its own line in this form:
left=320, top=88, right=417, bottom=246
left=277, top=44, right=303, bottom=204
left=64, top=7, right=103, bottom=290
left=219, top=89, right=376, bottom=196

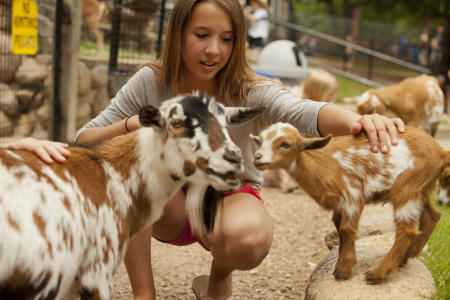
left=0, top=137, right=71, bottom=163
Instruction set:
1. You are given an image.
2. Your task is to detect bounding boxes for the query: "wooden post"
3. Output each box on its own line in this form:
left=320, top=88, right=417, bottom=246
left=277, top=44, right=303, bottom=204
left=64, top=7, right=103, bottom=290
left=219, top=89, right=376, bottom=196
left=58, top=0, right=81, bottom=142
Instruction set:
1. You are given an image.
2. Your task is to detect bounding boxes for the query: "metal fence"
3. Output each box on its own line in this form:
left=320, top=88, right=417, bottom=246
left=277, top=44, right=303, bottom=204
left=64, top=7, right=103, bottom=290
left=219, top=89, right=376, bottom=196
left=267, top=9, right=446, bottom=88
left=83, top=0, right=175, bottom=95
left=269, top=16, right=432, bottom=87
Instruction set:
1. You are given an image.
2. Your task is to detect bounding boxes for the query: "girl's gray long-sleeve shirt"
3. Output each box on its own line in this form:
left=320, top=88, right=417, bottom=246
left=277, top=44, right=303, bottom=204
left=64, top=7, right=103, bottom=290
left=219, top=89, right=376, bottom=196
left=77, top=66, right=327, bottom=188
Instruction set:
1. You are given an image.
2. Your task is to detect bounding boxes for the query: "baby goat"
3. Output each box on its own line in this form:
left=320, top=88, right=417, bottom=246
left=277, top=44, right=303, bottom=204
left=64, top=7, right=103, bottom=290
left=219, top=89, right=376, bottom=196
left=0, top=93, right=264, bottom=300
left=251, top=123, right=445, bottom=283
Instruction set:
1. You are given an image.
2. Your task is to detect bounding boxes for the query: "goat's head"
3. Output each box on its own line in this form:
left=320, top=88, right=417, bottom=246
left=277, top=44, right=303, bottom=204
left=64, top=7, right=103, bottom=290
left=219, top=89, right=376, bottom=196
left=356, top=91, right=386, bottom=115
left=139, top=92, right=265, bottom=191
left=438, top=167, right=450, bottom=206
left=251, top=123, right=331, bottom=170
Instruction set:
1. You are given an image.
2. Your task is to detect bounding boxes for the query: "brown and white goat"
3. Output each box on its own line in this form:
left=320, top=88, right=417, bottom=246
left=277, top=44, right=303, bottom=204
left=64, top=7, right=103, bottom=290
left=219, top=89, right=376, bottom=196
left=251, top=123, right=445, bottom=283
left=354, top=74, right=444, bottom=136
left=0, top=93, right=264, bottom=300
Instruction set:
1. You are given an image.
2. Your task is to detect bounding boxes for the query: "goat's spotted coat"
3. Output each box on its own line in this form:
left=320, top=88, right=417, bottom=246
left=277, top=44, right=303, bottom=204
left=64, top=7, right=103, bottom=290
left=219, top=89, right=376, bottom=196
left=0, top=93, right=264, bottom=300
left=252, top=123, right=445, bottom=283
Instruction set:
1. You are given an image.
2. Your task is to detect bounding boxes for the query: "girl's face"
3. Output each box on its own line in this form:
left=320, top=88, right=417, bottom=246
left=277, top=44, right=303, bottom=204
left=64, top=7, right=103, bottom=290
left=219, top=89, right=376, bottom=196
left=181, top=2, right=234, bottom=93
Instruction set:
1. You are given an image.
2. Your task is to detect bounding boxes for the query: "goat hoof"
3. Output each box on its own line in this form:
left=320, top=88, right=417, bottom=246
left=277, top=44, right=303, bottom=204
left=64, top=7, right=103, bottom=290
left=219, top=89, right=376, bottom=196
left=333, top=268, right=351, bottom=280
left=365, top=271, right=384, bottom=284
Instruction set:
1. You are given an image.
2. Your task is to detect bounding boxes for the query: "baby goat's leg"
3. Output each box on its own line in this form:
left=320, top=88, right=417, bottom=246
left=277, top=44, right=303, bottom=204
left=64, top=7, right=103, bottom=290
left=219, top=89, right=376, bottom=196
left=333, top=209, right=360, bottom=280
left=332, top=211, right=343, bottom=256
left=401, top=199, right=441, bottom=266
left=365, top=218, right=419, bottom=284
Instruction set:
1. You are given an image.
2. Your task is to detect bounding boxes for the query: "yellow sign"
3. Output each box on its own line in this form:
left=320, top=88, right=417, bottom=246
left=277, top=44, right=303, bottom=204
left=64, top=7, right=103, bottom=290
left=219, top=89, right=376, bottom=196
left=12, top=0, right=38, bottom=55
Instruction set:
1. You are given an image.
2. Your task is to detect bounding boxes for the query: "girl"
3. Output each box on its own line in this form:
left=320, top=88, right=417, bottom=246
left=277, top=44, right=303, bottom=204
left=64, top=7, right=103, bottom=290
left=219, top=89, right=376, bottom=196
left=300, top=68, right=339, bottom=103
left=9, top=1, right=404, bottom=299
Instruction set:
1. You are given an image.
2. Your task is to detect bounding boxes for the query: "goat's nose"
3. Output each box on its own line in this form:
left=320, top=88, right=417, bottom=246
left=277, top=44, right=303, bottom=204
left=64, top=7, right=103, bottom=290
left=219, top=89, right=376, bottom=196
left=223, top=150, right=241, bottom=164
left=254, top=152, right=262, bottom=160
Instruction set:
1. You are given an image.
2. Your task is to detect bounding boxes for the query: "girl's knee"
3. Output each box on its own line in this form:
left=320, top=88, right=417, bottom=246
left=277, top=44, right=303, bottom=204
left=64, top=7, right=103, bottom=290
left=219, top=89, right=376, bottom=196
left=212, top=213, right=274, bottom=269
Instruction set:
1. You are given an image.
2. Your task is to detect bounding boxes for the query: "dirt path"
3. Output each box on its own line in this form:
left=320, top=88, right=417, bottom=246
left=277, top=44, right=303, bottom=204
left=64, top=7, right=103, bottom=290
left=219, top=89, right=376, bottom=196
left=112, top=117, right=450, bottom=299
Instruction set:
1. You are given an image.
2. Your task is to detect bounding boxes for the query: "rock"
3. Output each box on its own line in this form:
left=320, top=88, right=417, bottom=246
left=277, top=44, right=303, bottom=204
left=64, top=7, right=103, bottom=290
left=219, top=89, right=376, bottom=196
left=16, top=57, right=49, bottom=86
left=0, top=3, right=10, bottom=31
left=78, top=89, right=97, bottom=105
left=76, top=102, right=92, bottom=129
left=31, top=121, right=49, bottom=140
left=78, top=61, right=92, bottom=96
left=91, top=86, right=110, bottom=117
left=36, top=103, right=51, bottom=129
left=0, top=83, right=19, bottom=116
left=305, top=234, right=436, bottom=300
left=16, top=89, right=44, bottom=110
left=90, top=64, right=109, bottom=88
left=0, top=33, right=22, bottom=82
left=324, top=204, right=395, bottom=250
left=35, top=54, right=53, bottom=66
left=0, top=110, right=13, bottom=137
left=14, top=112, right=36, bottom=137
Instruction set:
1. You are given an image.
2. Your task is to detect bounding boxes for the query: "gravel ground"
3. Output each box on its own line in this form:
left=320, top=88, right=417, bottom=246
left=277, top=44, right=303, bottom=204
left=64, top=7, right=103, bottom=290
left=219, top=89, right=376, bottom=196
left=112, top=187, right=334, bottom=299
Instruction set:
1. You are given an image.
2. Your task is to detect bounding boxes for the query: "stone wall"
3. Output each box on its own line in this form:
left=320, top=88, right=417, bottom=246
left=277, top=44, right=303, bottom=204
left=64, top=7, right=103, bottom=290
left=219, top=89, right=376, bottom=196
left=0, top=33, right=111, bottom=142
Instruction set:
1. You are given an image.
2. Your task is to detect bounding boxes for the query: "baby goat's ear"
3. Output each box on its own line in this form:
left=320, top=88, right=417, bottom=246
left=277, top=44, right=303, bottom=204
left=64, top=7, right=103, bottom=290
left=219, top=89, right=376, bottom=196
left=226, top=107, right=266, bottom=125
left=298, top=134, right=332, bottom=151
left=139, top=105, right=164, bottom=128
left=249, top=134, right=261, bottom=147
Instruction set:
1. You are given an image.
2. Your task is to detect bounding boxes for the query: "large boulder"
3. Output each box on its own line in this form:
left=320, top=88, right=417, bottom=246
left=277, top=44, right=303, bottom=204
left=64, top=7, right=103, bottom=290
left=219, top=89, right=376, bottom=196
left=305, top=233, right=436, bottom=300
left=15, top=57, right=49, bottom=86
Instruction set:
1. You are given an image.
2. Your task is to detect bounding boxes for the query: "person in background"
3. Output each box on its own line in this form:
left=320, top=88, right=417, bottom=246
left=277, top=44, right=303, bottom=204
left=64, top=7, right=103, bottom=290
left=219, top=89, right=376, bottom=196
left=300, top=68, right=338, bottom=103
left=243, top=0, right=269, bottom=51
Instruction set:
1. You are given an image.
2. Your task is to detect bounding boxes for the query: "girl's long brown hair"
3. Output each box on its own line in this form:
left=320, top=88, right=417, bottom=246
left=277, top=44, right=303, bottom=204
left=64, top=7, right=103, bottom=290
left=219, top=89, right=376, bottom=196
left=143, top=0, right=261, bottom=106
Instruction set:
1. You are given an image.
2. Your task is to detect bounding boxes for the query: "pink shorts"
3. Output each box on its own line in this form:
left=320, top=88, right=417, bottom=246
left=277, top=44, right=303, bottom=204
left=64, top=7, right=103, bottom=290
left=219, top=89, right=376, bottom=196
left=153, top=183, right=263, bottom=250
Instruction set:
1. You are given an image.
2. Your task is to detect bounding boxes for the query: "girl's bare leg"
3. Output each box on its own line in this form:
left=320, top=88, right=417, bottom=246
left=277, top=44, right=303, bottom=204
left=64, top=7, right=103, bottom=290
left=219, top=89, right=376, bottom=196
left=203, top=193, right=274, bottom=299
left=124, top=227, right=155, bottom=300
left=125, top=190, right=187, bottom=300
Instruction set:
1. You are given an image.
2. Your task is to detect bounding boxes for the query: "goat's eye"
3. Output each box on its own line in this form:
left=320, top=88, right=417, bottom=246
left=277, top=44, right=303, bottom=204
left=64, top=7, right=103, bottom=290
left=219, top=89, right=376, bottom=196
left=171, top=120, right=184, bottom=128
left=280, top=142, right=291, bottom=149
left=253, top=139, right=261, bottom=147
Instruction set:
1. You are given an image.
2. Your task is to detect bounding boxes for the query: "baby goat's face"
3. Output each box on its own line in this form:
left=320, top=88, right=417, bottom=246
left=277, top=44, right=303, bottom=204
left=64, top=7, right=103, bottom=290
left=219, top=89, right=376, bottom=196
left=251, top=123, right=300, bottom=170
left=140, top=93, right=265, bottom=191
left=251, top=123, right=332, bottom=171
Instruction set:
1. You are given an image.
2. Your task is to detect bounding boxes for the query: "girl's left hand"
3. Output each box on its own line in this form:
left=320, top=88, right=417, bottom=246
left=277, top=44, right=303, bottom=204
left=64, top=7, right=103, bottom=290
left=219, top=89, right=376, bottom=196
left=350, top=114, right=405, bottom=153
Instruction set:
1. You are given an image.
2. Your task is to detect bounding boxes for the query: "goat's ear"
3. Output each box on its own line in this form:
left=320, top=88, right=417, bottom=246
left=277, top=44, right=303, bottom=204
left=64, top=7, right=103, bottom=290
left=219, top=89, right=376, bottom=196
left=298, top=134, right=332, bottom=151
left=249, top=134, right=261, bottom=147
left=139, top=105, right=164, bottom=128
left=226, top=107, right=266, bottom=125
